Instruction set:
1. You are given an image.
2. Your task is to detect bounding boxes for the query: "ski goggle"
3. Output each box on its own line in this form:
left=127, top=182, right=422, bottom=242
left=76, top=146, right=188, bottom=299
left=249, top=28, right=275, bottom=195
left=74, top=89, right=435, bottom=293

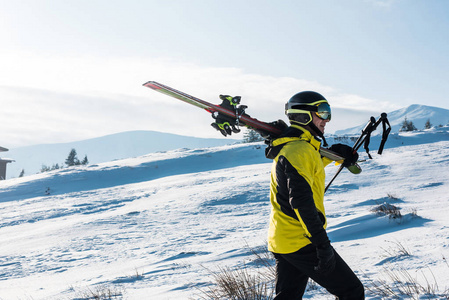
left=314, top=102, right=331, bottom=121
left=287, top=101, right=331, bottom=121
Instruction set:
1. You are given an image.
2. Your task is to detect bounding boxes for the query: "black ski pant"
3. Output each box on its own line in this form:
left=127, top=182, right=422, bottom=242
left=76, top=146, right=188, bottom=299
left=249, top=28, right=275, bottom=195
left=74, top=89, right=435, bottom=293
left=273, top=245, right=364, bottom=299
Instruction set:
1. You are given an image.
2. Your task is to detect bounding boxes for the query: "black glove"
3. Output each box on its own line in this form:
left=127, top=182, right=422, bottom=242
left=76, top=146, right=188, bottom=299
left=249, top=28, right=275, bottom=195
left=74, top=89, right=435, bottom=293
left=329, top=143, right=359, bottom=167
left=255, top=119, right=288, bottom=139
left=314, top=242, right=336, bottom=275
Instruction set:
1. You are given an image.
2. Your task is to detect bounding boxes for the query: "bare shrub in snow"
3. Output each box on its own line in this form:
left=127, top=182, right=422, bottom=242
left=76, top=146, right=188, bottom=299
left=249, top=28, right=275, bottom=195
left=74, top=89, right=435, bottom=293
left=371, top=202, right=402, bottom=219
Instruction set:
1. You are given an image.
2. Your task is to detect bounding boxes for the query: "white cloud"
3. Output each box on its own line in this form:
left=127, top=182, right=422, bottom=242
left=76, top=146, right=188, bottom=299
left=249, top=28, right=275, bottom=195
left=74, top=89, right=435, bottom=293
left=0, top=53, right=400, bottom=147
left=331, top=93, right=400, bottom=112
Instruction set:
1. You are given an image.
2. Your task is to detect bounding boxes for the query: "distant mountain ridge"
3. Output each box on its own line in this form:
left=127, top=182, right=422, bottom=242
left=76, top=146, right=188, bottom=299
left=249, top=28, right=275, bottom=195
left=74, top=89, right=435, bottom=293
left=4, top=104, right=449, bottom=179
left=335, top=104, right=449, bottom=135
left=4, top=130, right=239, bottom=179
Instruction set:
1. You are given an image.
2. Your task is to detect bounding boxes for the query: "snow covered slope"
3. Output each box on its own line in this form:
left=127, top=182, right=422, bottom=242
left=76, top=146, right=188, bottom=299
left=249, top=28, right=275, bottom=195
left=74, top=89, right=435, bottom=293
left=0, top=128, right=449, bottom=299
left=335, top=104, right=449, bottom=135
left=4, top=130, right=239, bottom=179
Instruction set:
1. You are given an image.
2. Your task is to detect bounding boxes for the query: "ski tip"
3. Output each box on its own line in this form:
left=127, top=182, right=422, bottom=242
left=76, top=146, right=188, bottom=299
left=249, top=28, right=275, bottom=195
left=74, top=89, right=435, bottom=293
left=143, top=81, right=161, bottom=89
left=347, top=163, right=362, bottom=174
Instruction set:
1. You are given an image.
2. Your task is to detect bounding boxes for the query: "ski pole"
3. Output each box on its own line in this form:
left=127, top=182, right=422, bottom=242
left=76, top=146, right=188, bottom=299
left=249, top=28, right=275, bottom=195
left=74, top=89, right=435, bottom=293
left=325, top=113, right=390, bottom=193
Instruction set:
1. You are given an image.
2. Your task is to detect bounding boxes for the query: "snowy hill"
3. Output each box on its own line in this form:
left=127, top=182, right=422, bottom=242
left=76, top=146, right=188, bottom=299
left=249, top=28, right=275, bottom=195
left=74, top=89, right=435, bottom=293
left=4, top=104, right=447, bottom=180
left=335, top=104, right=449, bottom=136
left=3, top=130, right=239, bottom=179
left=1, top=126, right=449, bottom=299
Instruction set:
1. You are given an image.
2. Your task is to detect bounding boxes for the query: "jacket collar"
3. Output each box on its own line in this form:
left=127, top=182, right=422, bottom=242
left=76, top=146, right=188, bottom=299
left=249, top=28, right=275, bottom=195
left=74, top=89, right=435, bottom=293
left=273, top=124, right=322, bottom=151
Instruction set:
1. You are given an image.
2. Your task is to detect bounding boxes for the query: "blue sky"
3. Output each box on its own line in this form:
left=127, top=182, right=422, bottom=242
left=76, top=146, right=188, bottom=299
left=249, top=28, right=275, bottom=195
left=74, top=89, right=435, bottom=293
left=1, top=0, right=448, bottom=147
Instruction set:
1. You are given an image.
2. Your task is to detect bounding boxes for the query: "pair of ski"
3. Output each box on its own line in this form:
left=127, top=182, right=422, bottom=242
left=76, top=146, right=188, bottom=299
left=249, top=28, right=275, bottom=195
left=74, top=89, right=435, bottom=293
left=143, top=81, right=345, bottom=162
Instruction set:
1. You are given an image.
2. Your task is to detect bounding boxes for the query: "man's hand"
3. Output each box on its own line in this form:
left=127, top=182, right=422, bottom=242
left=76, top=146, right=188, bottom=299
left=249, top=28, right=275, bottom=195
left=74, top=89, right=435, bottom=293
left=314, top=242, right=336, bottom=275
left=329, top=143, right=359, bottom=167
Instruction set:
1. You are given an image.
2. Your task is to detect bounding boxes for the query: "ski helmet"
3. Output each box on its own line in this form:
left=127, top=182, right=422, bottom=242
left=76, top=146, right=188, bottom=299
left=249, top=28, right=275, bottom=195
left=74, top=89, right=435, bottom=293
left=285, top=91, right=331, bottom=126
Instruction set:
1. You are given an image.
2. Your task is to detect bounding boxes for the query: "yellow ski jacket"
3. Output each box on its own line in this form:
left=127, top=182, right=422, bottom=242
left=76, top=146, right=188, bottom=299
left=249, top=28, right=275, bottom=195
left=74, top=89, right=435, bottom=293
left=266, top=125, right=333, bottom=254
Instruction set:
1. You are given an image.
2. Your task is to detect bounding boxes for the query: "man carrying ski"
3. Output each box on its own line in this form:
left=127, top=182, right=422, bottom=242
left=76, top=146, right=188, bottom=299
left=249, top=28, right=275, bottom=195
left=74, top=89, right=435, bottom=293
left=143, top=81, right=385, bottom=298
left=265, top=91, right=364, bottom=299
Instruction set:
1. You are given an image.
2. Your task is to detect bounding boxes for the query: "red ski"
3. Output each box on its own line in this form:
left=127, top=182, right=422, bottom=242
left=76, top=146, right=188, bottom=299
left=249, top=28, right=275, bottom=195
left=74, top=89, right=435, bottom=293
left=143, top=81, right=283, bottom=136
left=143, top=81, right=344, bottom=162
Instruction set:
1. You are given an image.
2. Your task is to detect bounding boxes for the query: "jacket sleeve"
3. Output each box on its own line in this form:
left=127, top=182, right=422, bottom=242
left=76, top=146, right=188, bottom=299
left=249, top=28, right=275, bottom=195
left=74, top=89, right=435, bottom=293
left=322, top=156, right=334, bottom=167
left=281, top=154, right=330, bottom=246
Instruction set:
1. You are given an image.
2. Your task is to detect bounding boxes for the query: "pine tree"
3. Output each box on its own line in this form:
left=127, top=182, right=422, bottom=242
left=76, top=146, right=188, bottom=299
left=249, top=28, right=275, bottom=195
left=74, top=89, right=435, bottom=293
left=65, top=148, right=80, bottom=166
left=81, top=155, right=89, bottom=165
left=424, top=119, right=432, bottom=129
left=19, top=169, right=25, bottom=177
left=41, top=165, right=50, bottom=173
left=400, top=117, right=417, bottom=132
left=242, top=128, right=264, bottom=143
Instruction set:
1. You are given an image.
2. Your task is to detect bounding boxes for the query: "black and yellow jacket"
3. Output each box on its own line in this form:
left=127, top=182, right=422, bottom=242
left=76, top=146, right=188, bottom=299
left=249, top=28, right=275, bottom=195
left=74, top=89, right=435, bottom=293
left=266, top=124, right=333, bottom=254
